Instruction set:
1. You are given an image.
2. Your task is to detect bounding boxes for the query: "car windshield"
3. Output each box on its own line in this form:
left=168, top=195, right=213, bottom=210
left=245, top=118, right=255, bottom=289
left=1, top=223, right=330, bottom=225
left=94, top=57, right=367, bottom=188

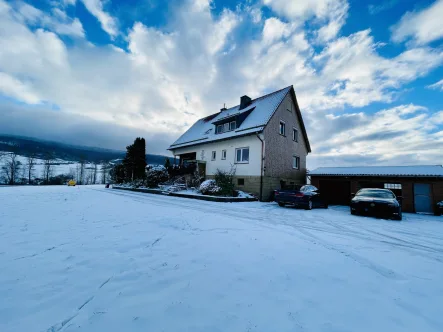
left=301, top=185, right=317, bottom=192
left=357, top=190, right=395, bottom=199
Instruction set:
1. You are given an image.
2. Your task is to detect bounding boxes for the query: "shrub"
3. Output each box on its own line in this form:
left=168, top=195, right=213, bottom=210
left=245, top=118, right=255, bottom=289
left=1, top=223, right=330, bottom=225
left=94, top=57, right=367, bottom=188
left=214, top=167, right=236, bottom=196
left=146, top=165, right=169, bottom=188
left=199, top=179, right=221, bottom=195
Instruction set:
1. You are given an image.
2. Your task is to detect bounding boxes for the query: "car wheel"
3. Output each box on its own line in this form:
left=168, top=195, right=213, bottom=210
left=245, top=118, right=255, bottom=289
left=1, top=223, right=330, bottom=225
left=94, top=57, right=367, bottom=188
left=305, top=200, right=313, bottom=210
left=278, top=202, right=285, bottom=207
left=393, top=208, right=402, bottom=221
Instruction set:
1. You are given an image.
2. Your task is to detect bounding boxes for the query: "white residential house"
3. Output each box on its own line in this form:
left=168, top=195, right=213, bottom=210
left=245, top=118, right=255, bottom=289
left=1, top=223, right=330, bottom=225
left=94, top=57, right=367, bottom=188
left=168, top=86, right=311, bottom=200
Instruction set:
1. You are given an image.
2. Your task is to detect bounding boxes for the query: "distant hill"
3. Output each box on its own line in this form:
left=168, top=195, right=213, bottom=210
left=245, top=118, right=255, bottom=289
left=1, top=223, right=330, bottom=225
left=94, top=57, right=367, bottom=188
left=0, top=135, right=174, bottom=165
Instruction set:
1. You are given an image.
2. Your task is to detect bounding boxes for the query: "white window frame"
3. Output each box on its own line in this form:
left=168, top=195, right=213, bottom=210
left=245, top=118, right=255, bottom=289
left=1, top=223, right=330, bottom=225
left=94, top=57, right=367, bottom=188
left=384, top=183, right=402, bottom=190
left=235, top=147, right=249, bottom=164
left=216, top=125, right=223, bottom=134
left=223, top=123, right=229, bottom=133
left=293, top=155, right=300, bottom=170
left=211, top=151, right=216, bottom=161
left=229, top=121, right=236, bottom=131
left=279, top=121, right=286, bottom=136
left=221, top=150, right=227, bottom=160
left=292, top=127, right=298, bottom=142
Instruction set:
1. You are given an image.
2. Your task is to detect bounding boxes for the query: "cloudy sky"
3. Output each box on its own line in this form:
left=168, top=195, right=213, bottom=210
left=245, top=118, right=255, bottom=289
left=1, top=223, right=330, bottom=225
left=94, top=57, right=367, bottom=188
left=0, top=0, right=442, bottom=168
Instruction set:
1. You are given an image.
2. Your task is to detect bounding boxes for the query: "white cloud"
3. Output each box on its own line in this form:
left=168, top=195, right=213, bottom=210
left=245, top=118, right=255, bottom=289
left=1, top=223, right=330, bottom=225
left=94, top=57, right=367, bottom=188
left=427, top=79, right=443, bottom=91
left=391, top=0, right=443, bottom=45
left=0, top=0, right=442, bottom=162
left=263, top=0, right=348, bottom=42
left=81, top=0, right=118, bottom=38
left=0, top=72, right=41, bottom=104
left=308, top=104, right=443, bottom=168
left=262, top=17, right=296, bottom=45
left=368, top=0, right=399, bottom=15
left=14, top=1, right=85, bottom=38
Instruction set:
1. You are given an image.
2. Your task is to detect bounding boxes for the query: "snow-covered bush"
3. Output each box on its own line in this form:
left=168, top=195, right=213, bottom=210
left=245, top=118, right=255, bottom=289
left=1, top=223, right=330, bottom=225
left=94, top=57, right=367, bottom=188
left=199, top=179, right=221, bottom=195
left=438, top=201, right=443, bottom=208
left=146, top=165, right=169, bottom=188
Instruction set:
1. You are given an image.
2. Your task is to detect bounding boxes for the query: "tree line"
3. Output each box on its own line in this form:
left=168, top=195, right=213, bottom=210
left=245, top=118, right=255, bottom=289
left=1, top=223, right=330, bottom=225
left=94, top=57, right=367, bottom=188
left=0, top=151, right=113, bottom=185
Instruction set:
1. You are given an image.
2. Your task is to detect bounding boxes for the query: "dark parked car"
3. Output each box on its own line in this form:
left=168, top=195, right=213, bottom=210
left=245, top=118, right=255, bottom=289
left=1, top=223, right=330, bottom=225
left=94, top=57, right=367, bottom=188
left=350, top=188, right=402, bottom=220
left=274, top=185, right=328, bottom=210
left=436, top=201, right=443, bottom=216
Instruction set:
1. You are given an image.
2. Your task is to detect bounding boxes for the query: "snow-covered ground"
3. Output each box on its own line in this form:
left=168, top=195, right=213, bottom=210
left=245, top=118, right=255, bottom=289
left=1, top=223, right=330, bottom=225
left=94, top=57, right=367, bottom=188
left=1, top=186, right=442, bottom=332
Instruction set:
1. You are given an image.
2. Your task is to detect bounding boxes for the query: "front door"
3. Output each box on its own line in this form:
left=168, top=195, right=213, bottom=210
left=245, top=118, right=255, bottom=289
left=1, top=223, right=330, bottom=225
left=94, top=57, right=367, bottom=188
left=414, top=183, right=433, bottom=213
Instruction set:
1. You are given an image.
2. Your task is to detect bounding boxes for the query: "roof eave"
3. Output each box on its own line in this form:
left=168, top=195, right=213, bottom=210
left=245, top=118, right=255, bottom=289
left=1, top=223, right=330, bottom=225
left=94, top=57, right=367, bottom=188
left=168, top=128, right=264, bottom=151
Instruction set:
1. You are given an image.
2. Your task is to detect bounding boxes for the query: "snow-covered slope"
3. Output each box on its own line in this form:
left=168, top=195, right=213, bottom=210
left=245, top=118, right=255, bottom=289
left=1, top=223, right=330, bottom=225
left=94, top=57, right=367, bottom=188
left=1, top=186, right=442, bottom=332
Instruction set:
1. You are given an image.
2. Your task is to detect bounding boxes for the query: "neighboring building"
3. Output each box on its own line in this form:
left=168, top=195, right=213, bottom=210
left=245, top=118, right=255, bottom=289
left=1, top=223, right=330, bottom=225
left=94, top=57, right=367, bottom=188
left=309, top=166, right=443, bottom=214
left=168, top=86, right=311, bottom=200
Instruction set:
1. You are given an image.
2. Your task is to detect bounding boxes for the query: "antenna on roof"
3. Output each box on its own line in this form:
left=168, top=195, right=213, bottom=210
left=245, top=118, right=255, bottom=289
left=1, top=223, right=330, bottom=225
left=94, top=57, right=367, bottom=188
left=221, top=103, right=227, bottom=111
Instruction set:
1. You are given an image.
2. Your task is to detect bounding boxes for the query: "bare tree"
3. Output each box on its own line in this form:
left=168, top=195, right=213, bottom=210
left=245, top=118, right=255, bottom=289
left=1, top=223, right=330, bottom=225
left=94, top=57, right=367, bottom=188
left=26, top=154, right=37, bottom=185
left=92, top=162, right=98, bottom=184
left=1, top=152, right=21, bottom=185
left=101, top=162, right=111, bottom=184
left=78, top=159, right=86, bottom=185
left=42, top=153, right=54, bottom=184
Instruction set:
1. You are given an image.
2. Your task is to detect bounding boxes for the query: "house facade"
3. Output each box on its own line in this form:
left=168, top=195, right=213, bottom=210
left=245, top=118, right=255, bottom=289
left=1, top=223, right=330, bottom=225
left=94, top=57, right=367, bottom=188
left=168, top=86, right=311, bottom=201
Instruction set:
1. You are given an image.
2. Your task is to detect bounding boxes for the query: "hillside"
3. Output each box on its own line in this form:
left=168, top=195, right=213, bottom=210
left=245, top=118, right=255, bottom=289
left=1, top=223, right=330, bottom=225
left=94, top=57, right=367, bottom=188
left=0, top=135, right=174, bottom=165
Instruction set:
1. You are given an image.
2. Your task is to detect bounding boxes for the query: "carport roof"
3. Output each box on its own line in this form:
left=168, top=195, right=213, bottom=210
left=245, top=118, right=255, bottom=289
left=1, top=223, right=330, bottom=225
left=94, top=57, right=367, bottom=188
left=309, top=165, right=443, bottom=177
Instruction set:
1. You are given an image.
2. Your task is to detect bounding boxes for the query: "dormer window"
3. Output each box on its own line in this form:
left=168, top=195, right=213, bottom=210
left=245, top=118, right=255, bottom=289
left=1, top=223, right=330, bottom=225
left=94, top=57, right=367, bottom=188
left=215, top=120, right=236, bottom=134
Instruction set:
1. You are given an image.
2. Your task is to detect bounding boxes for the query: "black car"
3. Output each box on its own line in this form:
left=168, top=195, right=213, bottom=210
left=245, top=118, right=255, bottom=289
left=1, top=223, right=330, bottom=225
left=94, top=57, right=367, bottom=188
left=350, top=188, right=402, bottom=220
left=275, top=185, right=328, bottom=210
left=436, top=201, right=443, bottom=216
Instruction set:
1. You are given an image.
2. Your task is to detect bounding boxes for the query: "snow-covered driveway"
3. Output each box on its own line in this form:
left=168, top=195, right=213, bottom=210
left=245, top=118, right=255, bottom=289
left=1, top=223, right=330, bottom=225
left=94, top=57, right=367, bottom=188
left=1, top=186, right=442, bottom=332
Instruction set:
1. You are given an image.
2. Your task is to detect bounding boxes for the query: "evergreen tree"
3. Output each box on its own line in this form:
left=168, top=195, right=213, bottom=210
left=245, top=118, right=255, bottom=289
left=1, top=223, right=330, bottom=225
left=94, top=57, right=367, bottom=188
left=122, top=137, right=147, bottom=182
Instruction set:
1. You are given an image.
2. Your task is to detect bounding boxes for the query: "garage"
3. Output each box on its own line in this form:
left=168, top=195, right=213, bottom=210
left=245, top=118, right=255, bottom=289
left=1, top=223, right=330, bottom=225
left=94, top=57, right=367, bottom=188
left=319, top=179, right=351, bottom=205
left=310, top=166, right=443, bottom=214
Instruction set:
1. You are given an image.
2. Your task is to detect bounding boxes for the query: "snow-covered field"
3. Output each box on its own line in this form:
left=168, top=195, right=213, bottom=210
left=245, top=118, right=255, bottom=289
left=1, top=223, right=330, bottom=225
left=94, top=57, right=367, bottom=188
left=1, top=186, right=442, bottom=332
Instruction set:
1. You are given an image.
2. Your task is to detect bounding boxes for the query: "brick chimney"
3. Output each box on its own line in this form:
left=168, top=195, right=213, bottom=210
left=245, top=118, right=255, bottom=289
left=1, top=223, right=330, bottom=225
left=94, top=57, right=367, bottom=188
left=239, top=95, right=251, bottom=110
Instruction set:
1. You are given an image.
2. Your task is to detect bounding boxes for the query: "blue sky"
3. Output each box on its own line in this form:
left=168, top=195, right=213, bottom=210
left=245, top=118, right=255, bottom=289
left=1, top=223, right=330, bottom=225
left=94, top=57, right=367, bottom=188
left=0, top=0, right=442, bottom=168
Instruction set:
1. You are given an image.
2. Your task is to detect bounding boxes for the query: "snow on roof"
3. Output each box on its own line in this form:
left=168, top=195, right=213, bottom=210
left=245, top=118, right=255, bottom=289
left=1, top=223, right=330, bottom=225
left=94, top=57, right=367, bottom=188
left=169, top=86, right=292, bottom=150
left=309, top=165, right=443, bottom=177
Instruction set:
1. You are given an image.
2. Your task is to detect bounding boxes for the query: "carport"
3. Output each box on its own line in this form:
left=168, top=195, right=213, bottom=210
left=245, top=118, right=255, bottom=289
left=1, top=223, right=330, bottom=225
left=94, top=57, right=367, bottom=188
left=309, top=165, right=443, bottom=214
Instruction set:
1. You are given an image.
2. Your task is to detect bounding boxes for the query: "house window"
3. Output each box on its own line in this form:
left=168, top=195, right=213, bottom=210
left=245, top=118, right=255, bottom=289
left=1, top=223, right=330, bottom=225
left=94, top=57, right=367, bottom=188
left=238, top=178, right=245, bottom=186
left=235, top=147, right=249, bottom=163
left=216, top=125, right=223, bottom=134
left=221, top=150, right=227, bottom=160
left=292, top=128, right=298, bottom=142
left=211, top=151, right=216, bottom=160
left=293, top=155, right=300, bottom=169
left=384, top=183, right=402, bottom=190
left=230, top=121, right=236, bottom=131
left=224, top=123, right=229, bottom=132
left=279, top=121, right=286, bottom=136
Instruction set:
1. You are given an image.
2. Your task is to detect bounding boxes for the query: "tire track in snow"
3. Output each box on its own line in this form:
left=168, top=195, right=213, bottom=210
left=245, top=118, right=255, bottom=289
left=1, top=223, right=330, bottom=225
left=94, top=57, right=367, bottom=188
left=15, top=243, right=69, bottom=260
left=90, top=187, right=440, bottom=275
left=45, top=276, right=113, bottom=332
left=292, top=226, right=405, bottom=280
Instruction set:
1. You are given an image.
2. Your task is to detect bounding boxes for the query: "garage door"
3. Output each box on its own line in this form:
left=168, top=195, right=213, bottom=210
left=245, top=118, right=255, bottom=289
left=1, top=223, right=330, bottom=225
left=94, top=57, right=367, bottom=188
left=414, top=183, right=433, bottom=213
left=319, top=180, right=351, bottom=205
